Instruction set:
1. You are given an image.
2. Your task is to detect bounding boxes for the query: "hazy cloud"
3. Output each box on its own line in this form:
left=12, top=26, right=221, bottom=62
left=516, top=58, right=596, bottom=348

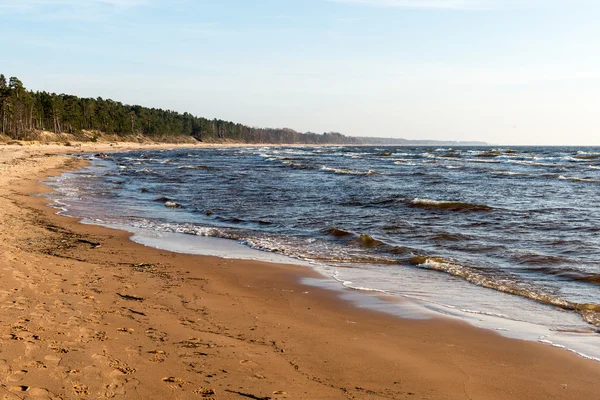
left=0, top=0, right=147, bottom=12
left=326, top=0, right=595, bottom=10
left=326, top=0, right=492, bottom=10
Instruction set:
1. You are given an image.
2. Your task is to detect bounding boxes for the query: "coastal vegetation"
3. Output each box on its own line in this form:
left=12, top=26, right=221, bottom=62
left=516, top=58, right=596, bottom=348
left=0, top=74, right=485, bottom=145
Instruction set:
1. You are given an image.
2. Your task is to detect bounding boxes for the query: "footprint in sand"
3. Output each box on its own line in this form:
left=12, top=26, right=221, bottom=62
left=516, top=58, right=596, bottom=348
left=148, top=349, right=167, bottom=363
left=162, top=376, right=186, bottom=390
left=0, top=360, right=12, bottom=377
left=8, top=385, right=29, bottom=392
left=71, top=382, right=90, bottom=396
left=43, top=354, right=61, bottom=367
left=6, top=370, right=28, bottom=382
left=26, top=387, right=52, bottom=398
left=193, top=387, right=216, bottom=397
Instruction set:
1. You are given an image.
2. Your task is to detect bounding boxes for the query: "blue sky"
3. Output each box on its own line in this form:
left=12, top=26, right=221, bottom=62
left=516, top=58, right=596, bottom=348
left=1, top=0, right=599, bottom=144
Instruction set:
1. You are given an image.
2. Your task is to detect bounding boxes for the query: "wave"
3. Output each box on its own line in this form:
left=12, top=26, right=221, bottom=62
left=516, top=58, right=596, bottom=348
left=511, top=253, right=570, bottom=265
left=432, top=233, right=470, bottom=242
left=341, top=282, right=388, bottom=293
left=558, top=175, right=599, bottom=183
left=356, top=233, right=384, bottom=247
left=505, top=160, right=558, bottom=167
left=573, top=154, right=600, bottom=160
left=477, top=151, right=502, bottom=158
left=439, top=152, right=461, bottom=158
left=393, top=160, right=418, bottom=166
left=491, top=170, right=526, bottom=176
left=282, top=160, right=319, bottom=170
left=321, top=166, right=377, bottom=175
left=130, top=220, right=241, bottom=240
left=325, top=227, right=354, bottom=238
left=413, top=257, right=600, bottom=327
left=524, top=266, right=600, bottom=285
left=164, top=201, right=181, bottom=209
left=216, top=216, right=273, bottom=226
left=134, top=168, right=154, bottom=174
left=324, top=227, right=403, bottom=253
left=410, top=198, right=493, bottom=212
left=177, top=165, right=210, bottom=170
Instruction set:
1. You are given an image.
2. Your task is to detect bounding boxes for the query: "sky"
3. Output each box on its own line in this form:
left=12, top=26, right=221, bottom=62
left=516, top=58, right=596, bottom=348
left=0, top=0, right=599, bottom=145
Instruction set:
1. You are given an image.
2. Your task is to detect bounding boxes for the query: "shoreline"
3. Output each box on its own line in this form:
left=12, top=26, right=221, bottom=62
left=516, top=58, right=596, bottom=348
left=49, top=146, right=600, bottom=361
left=2, top=144, right=600, bottom=399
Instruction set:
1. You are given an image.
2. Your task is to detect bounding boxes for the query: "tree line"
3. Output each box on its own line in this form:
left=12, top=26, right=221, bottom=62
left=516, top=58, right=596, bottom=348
left=0, top=74, right=366, bottom=144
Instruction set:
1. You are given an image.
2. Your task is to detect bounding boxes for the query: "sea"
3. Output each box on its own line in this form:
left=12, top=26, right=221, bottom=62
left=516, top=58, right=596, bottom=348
left=43, top=145, right=600, bottom=360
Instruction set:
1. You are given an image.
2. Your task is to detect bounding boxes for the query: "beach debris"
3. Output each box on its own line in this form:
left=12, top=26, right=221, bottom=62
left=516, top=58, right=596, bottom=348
left=224, top=389, right=272, bottom=399
left=205, top=209, right=213, bottom=216
left=164, top=201, right=181, bottom=208
left=116, top=293, right=144, bottom=302
left=95, top=152, right=109, bottom=158
left=132, top=262, right=155, bottom=271
left=77, top=239, right=101, bottom=248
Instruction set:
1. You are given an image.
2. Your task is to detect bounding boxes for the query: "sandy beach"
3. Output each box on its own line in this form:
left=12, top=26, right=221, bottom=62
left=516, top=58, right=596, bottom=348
left=1, top=143, right=600, bottom=399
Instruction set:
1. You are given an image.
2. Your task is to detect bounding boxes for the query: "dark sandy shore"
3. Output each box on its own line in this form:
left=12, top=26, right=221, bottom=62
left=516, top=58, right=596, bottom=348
left=1, top=144, right=599, bottom=399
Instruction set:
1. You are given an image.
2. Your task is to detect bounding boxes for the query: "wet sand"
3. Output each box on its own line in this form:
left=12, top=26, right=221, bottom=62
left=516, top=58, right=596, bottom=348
left=1, top=143, right=600, bottom=399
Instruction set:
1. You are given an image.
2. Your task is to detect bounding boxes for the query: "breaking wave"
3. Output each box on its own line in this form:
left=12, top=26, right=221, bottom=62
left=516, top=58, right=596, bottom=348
left=410, top=198, right=493, bottom=212
left=413, top=257, right=600, bottom=327
left=321, top=166, right=377, bottom=175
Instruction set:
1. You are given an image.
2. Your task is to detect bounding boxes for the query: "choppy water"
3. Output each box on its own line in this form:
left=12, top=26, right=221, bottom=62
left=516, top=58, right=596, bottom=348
left=44, top=146, right=600, bottom=357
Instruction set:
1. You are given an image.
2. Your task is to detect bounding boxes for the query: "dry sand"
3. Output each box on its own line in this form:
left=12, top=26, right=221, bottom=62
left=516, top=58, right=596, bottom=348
left=0, top=143, right=599, bottom=399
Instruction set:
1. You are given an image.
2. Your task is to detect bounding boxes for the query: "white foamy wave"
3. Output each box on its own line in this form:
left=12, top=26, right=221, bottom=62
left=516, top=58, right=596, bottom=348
left=464, top=158, right=501, bottom=164
left=538, top=338, right=600, bottom=362
left=393, top=160, right=418, bottom=166
left=330, top=271, right=388, bottom=293
left=459, top=309, right=510, bottom=319
left=341, top=282, right=388, bottom=293
left=177, top=165, right=209, bottom=170
left=129, top=220, right=238, bottom=240
left=321, top=166, right=377, bottom=175
left=508, top=160, right=558, bottom=167
left=412, top=198, right=442, bottom=206
left=410, top=198, right=492, bottom=211
left=558, top=175, right=599, bottom=183
left=492, top=170, right=525, bottom=176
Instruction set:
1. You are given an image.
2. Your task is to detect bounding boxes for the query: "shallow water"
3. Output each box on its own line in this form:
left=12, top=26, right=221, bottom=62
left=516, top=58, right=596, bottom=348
left=43, top=145, right=600, bottom=359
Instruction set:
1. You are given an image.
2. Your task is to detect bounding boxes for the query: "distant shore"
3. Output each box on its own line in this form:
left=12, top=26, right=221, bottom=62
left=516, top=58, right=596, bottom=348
left=0, top=142, right=599, bottom=399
